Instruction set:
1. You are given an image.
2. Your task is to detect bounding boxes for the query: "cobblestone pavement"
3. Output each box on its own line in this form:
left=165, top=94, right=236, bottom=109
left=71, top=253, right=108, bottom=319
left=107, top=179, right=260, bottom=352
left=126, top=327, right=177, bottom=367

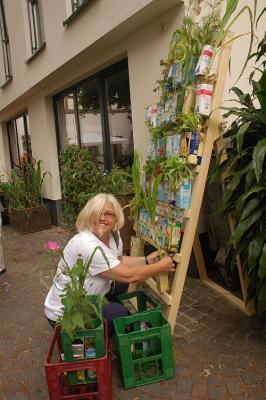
left=0, top=225, right=265, bottom=400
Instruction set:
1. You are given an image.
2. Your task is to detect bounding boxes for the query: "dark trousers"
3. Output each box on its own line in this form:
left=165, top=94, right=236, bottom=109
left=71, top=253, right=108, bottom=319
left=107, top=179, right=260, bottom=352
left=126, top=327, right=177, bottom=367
left=46, top=281, right=129, bottom=336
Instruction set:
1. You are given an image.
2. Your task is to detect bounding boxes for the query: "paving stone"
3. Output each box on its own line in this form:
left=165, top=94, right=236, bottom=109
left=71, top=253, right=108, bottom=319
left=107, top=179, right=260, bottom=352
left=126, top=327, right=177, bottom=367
left=1, top=225, right=266, bottom=400
left=240, top=370, right=264, bottom=385
left=208, top=384, right=227, bottom=400
left=191, top=377, right=208, bottom=398
left=225, top=377, right=244, bottom=397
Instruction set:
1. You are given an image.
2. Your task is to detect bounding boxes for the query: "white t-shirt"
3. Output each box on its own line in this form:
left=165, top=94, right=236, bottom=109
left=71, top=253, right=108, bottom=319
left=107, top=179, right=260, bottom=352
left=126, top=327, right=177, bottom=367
left=44, top=230, right=122, bottom=321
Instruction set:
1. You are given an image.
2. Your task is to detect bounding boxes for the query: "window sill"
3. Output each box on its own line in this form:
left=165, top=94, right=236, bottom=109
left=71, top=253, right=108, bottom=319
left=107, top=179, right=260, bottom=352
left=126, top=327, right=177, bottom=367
left=0, top=76, right=12, bottom=89
left=63, top=0, right=90, bottom=26
left=25, top=42, right=46, bottom=64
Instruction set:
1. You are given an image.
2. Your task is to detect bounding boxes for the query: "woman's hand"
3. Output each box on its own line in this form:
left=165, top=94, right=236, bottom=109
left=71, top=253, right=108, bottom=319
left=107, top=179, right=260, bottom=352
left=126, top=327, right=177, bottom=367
left=146, top=251, right=160, bottom=264
left=157, top=255, right=174, bottom=271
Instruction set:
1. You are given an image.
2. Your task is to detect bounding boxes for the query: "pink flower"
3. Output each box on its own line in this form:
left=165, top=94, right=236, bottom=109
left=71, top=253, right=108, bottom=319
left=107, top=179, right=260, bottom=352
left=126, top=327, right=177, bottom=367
left=45, top=241, right=61, bottom=251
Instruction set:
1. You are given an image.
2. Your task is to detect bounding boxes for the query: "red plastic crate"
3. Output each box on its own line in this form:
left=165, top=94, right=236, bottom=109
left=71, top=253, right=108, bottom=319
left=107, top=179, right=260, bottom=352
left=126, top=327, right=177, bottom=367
left=44, top=321, right=112, bottom=400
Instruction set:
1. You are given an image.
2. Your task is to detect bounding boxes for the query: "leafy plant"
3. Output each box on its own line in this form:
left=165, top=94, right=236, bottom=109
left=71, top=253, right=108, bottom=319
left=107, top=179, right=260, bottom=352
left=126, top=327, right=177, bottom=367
left=97, top=169, right=133, bottom=195
left=206, top=0, right=255, bottom=81
left=160, top=155, right=194, bottom=191
left=121, top=151, right=143, bottom=235
left=177, top=111, right=202, bottom=132
left=45, top=241, right=109, bottom=340
left=147, top=120, right=176, bottom=144
left=212, top=24, right=266, bottom=313
left=167, top=16, right=201, bottom=86
left=142, top=174, right=163, bottom=256
left=0, top=160, right=50, bottom=209
left=143, top=155, right=165, bottom=177
left=59, top=145, right=100, bottom=231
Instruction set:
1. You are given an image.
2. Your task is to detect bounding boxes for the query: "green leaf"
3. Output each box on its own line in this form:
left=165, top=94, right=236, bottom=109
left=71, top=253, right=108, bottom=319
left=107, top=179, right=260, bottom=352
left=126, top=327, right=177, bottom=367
left=257, top=285, right=266, bottom=314
left=248, top=234, right=265, bottom=275
left=72, top=313, right=85, bottom=329
left=236, top=122, right=251, bottom=155
left=230, top=208, right=263, bottom=247
left=258, top=243, right=266, bottom=281
left=252, top=138, right=266, bottom=182
left=239, top=197, right=260, bottom=221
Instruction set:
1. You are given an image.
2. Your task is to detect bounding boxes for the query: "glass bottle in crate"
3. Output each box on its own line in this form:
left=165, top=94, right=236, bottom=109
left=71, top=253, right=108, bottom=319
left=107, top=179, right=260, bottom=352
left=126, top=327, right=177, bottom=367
left=84, top=337, right=97, bottom=380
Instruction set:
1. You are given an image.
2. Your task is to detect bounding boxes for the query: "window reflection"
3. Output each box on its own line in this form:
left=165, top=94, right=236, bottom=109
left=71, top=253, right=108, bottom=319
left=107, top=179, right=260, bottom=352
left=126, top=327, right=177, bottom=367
left=77, top=79, right=104, bottom=168
left=57, top=93, right=78, bottom=146
left=7, top=113, right=32, bottom=168
left=106, top=69, right=133, bottom=168
left=55, top=60, right=134, bottom=171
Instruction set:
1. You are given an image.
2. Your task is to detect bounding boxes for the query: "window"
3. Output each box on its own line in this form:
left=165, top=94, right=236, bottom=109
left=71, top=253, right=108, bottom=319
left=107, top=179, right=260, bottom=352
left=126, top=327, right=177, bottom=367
left=7, top=113, right=32, bottom=169
left=0, top=0, right=12, bottom=83
left=55, top=59, right=133, bottom=170
left=71, top=0, right=87, bottom=13
left=26, top=0, right=44, bottom=55
left=63, top=0, right=90, bottom=25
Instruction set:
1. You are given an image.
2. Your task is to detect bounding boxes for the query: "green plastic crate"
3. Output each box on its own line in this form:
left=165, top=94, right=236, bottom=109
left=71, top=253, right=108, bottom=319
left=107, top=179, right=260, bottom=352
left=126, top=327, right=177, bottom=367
left=60, top=295, right=105, bottom=385
left=116, top=290, right=160, bottom=314
left=113, top=310, right=175, bottom=389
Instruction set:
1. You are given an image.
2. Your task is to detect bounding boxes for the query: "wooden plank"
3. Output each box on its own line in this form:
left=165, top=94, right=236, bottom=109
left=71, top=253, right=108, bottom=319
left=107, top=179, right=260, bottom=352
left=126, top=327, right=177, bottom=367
left=166, top=34, right=234, bottom=331
left=201, top=277, right=255, bottom=316
left=193, top=232, right=207, bottom=280
left=145, top=278, right=173, bottom=305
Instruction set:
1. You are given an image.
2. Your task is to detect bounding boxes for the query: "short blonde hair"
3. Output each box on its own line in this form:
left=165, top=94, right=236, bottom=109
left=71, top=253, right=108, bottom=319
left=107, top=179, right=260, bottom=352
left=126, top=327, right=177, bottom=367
left=76, top=193, right=125, bottom=232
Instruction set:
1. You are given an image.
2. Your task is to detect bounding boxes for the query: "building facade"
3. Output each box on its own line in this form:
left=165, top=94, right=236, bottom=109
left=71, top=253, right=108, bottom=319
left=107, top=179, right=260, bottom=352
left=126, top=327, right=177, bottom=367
left=0, top=0, right=263, bottom=224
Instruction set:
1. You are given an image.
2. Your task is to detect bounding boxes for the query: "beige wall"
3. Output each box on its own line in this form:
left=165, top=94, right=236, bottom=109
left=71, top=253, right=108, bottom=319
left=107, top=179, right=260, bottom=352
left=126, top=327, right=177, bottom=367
left=0, top=0, right=179, bottom=111
left=0, top=0, right=264, bottom=203
left=0, top=0, right=182, bottom=200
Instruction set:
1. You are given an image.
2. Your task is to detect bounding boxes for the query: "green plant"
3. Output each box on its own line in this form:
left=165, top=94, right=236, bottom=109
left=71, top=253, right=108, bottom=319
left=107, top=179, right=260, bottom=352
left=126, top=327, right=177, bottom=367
left=97, top=168, right=133, bottom=195
left=177, top=111, right=202, bottom=132
left=59, top=145, right=100, bottom=231
left=143, top=155, right=165, bottom=177
left=45, top=241, right=109, bottom=340
left=142, top=174, right=163, bottom=256
left=0, top=160, right=50, bottom=209
left=147, top=121, right=176, bottom=144
left=167, top=15, right=201, bottom=86
left=121, top=151, right=143, bottom=235
left=212, top=24, right=266, bottom=313
left=206, top=0, right=255, bottom=81
left=160, top=156, right=194, bottom=191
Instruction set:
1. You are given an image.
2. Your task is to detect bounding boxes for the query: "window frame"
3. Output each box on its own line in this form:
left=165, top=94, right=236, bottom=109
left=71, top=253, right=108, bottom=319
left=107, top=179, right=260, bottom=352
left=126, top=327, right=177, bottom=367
left=54, top=58, right=132, bottom=171
left=63, top=0, right=90, bottom=26
left=6, top=112, right=32, bottom=169
left=0, top=0, right=12, bottom=84
left=25, top=0, right=46, bottom=62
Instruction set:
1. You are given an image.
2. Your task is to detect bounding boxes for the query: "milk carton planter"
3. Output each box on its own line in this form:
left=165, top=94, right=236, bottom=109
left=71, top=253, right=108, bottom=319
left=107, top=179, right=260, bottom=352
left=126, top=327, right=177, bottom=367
left=113, top=310, right=175, bottom=389
left=60, top=295, right=105, bottom=385
left=195, top=83, right=214, bottom=117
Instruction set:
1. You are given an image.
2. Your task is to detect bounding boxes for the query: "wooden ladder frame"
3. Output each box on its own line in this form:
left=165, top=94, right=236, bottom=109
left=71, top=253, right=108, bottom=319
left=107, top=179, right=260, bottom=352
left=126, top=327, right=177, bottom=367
left=132, top=33, right=255, bottom=332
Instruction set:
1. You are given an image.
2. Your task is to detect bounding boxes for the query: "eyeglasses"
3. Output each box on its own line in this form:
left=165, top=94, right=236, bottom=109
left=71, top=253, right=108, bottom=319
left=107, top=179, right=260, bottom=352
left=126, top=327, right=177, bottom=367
left=100, top=211, right=116, bottom=219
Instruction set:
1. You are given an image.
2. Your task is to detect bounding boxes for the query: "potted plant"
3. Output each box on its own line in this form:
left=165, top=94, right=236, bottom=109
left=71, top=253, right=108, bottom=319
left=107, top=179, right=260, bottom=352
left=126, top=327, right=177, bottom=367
left=0, top=160, right=51, bottom=233
left=212, top=21, right=266, bottom=313
left=45, top=241, right=110, bottom=384
left=160, top=155, right=194, bottom=192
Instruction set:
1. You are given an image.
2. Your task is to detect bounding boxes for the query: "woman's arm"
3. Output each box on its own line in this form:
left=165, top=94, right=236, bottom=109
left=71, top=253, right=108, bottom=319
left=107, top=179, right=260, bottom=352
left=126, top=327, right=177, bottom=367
left=99, top=254, right=173, bottom=283
left=119, top=251, right=160, bottom=267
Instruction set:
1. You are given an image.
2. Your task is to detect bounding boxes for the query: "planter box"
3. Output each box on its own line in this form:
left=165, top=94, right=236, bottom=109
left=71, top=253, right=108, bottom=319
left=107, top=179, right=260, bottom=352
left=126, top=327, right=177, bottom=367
left=60, top=295, right=105, bottom=385
left=9, top=205, right=51, bottom=233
